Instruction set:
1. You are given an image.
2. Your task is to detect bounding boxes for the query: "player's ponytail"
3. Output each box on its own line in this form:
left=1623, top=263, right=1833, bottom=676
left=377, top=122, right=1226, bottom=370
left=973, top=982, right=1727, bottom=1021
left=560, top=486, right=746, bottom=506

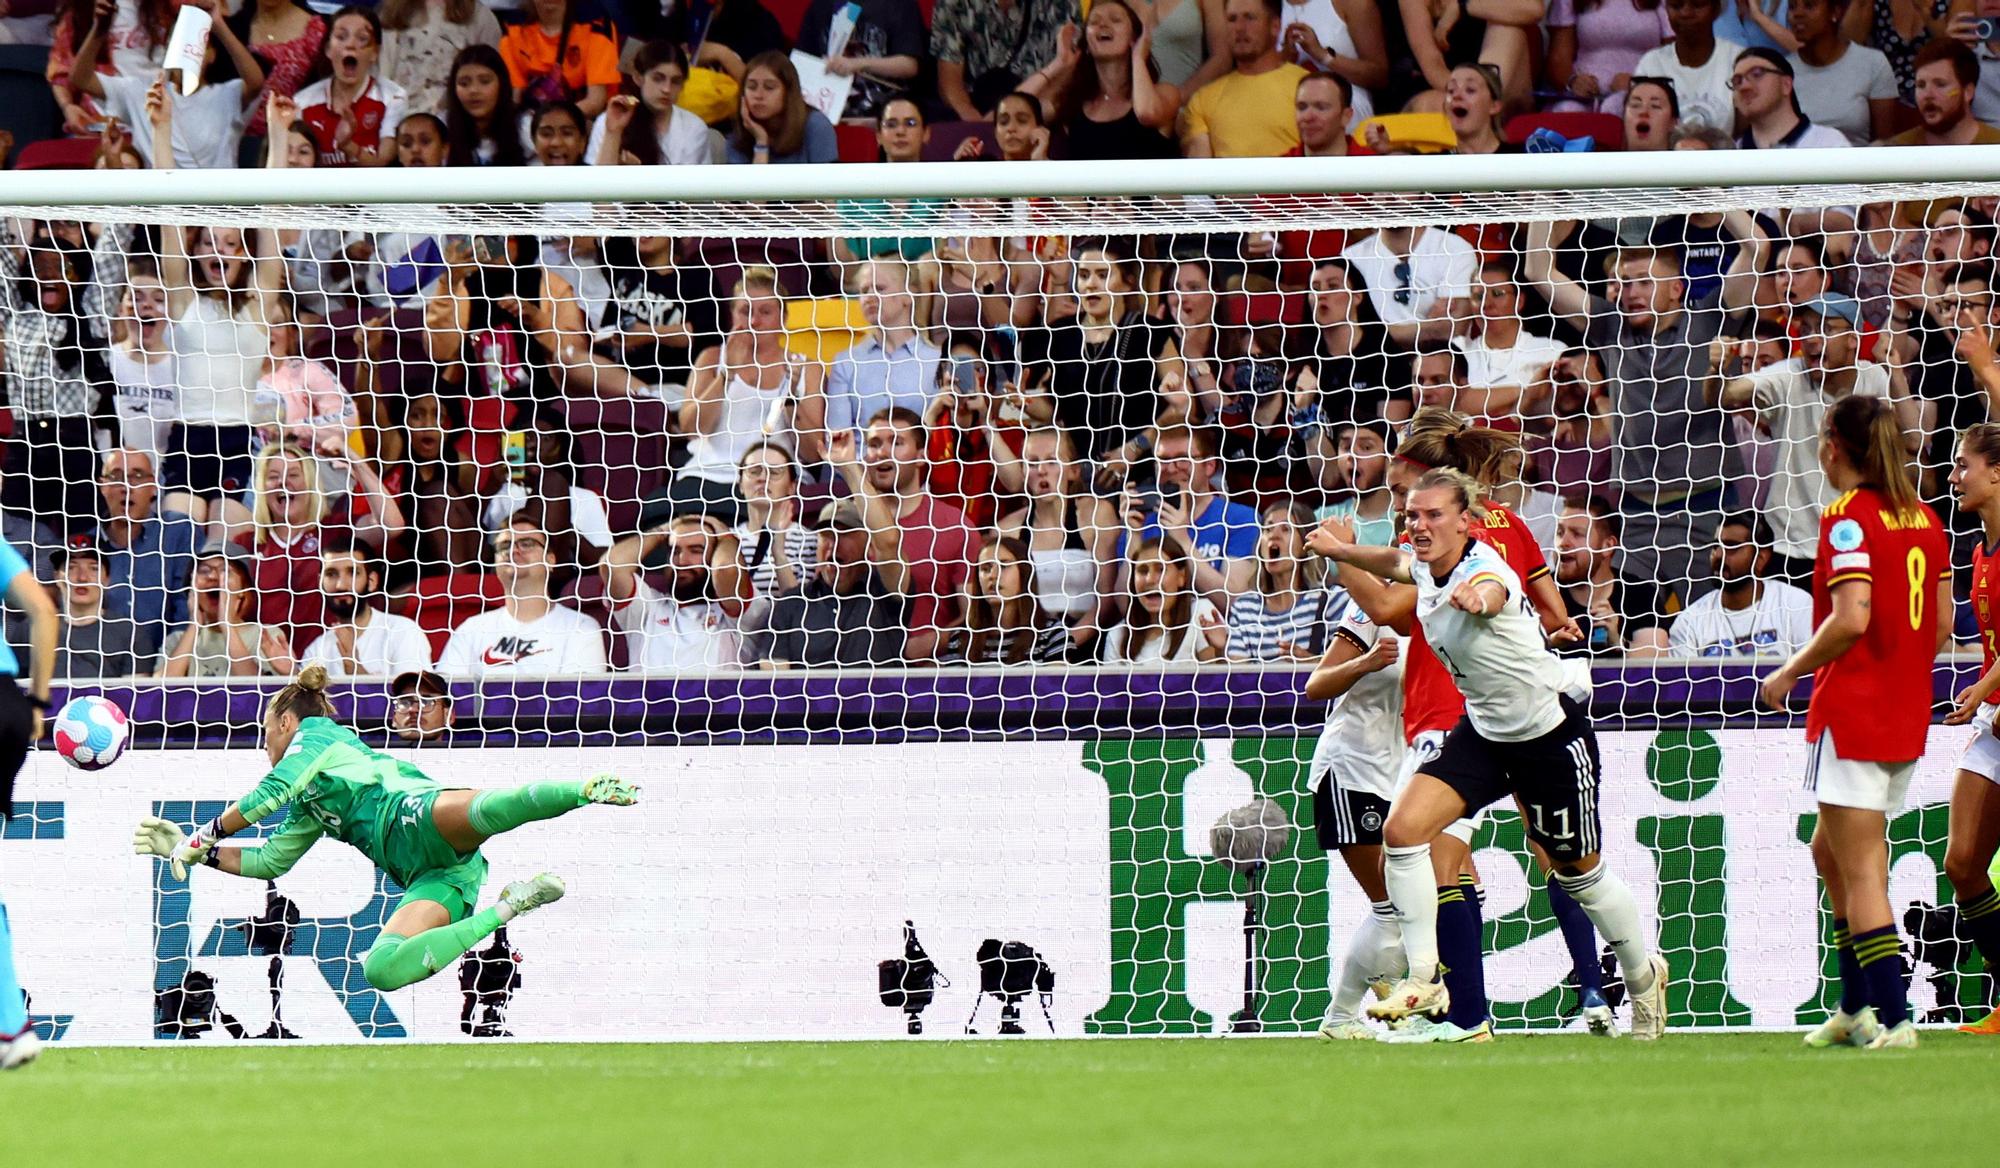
left=1399, top=412, right=1520, bottom=487
left=1825, top=395, right=1920, bottom=518
left=266, top=663, right=338, bottom=727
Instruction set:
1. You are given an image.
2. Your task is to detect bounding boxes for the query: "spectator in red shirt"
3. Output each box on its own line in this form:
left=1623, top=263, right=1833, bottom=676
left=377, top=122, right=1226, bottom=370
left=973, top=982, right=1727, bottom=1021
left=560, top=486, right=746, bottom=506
left=294, top=6, right=408, bottom=167
left=830, top=405, right=984, bottom=662
left=922, top=338, right=1023, bottom=528
left=242, top=436, right=405, bottom=652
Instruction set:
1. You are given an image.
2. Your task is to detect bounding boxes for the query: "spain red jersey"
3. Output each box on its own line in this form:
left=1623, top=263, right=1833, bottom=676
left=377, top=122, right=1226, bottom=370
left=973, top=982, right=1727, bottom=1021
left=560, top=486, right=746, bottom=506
left=1400, top=505, right=1553, bottom=740
left=1806, top=488, right=1949, bottom=761
left=1974, top=536, right=2000, bottom=672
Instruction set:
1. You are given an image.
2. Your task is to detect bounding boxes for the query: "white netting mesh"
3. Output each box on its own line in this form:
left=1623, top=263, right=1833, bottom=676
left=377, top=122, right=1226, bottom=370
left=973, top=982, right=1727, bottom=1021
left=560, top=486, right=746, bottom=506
left=6, top=160, right=1997, bottom=1042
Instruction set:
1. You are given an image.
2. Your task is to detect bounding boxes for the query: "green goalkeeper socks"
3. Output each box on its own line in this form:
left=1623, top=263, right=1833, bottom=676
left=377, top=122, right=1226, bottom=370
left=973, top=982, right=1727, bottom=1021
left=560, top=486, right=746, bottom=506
left=467, top=782, right=588, bottom=838
left=362, top=907, right=507, bottom=991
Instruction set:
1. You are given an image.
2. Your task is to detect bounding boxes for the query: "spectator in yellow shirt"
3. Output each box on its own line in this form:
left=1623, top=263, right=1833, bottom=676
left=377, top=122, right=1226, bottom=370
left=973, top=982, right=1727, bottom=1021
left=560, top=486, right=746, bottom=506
left=1180, top=0, right=1310, bottom=157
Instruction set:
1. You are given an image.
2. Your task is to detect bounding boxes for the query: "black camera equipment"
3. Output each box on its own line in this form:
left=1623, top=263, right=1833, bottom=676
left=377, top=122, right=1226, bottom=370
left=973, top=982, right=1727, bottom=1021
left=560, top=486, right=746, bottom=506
left=460, top=927, right=525, bottom=1037
left=965, top=939, right=1055, bottom=1035
left=1906, top=900, right=1994, bottom=1023
left=878, top=921, right=948, bottom=1034
left=155, top=969, right=245, bottom=1040
left=241, top=884, right=301, bottom=1039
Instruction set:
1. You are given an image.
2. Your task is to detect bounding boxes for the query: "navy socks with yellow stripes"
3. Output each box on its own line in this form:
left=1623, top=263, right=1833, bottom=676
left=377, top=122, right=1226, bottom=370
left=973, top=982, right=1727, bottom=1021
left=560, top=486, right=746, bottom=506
left=1832, top=919, right=1867, bottom=1016
left=1957, top=886, right=2000, bottom=971
left=1851, top=924, right=1908, bottom=1027
left=1437, top=882, right=1488, bottom=1029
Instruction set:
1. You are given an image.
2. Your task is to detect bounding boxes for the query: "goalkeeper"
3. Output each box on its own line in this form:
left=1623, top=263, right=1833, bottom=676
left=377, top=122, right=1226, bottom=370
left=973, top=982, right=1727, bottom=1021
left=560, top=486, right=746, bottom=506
left=132, top=664, right=637, bottom=991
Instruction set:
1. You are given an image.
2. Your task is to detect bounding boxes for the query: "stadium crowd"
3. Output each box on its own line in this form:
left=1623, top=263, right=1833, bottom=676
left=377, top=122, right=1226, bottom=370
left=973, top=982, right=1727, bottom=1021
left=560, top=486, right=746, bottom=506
left=0, top=0, right=1995, bottom=675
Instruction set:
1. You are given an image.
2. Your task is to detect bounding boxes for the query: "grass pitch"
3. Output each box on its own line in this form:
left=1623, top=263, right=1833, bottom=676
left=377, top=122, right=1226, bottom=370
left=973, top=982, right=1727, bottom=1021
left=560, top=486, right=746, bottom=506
left=12, top=1034, right=1999, bottom=1166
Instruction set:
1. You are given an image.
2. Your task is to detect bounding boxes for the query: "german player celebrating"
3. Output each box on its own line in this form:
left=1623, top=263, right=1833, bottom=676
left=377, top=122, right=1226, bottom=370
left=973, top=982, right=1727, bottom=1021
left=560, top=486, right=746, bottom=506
left=1319, top=410, right=1606, bottom=1043
left=1318, top=467, right=1670, bottom=1041
left=1761, top=396, right=1950, bottom=1051
left=1940, top=422, right=2000, bottom=1036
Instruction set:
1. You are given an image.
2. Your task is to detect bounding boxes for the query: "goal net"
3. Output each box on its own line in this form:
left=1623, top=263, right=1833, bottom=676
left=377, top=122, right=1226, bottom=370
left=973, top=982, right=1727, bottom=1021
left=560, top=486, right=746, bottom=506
left=5, top=151, right=1998, bottom=1043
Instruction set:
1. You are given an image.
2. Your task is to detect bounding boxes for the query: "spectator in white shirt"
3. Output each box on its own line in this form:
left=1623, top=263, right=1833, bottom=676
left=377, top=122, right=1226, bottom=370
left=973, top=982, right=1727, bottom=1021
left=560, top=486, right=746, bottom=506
left=602, top=514, right=749, bottom=674
left=1786, top=0, right=1898, bottom=145
left=437, top=517, right=607, bottom=677
left=590, top=41, right=711, bottom=166
left=1632, top=0, right=1743, bottom=129
left=1450, top=258, right=1565, bottom=424
left=74, top=0, right=267, bottom=169
left=1340, top=225, right=1476, bottom=349
left=1715, top=292, right=1903, bottom=583
left=300, top=539, right=433, bottom=678
left=1667, top=512, right=1815, bottom=657
left=1731, top=47, right=1850, bottom=150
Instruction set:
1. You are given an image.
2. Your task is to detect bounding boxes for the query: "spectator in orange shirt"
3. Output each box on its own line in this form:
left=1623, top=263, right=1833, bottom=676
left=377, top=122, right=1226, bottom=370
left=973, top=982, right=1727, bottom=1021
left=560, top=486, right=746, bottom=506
left=499, top=0, right=619, bottom=117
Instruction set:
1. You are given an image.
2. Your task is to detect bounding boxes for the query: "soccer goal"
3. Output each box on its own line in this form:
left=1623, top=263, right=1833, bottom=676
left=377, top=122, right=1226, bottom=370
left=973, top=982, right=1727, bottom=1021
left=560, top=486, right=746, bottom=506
left=6, top=147, right=1999, bottom=1044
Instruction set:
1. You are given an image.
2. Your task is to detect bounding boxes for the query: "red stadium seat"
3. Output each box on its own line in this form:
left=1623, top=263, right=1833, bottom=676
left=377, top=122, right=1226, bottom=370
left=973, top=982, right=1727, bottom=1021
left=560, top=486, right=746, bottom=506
left=835, top=121, right=879, bottom=163
left=392, top=571, right=506, bottom=660
left=14, top=137, right=99, bottom=170
left=558, top=398, right=674, bottom=539
left=766, top=0, right=814, bottom=40
left=1504, top=112, right=1625, bottom=151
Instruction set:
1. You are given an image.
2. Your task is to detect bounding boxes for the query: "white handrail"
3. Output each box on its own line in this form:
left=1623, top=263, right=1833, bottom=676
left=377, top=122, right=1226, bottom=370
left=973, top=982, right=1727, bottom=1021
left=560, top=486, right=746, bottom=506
left=2, top=145, right=1997, bottom=206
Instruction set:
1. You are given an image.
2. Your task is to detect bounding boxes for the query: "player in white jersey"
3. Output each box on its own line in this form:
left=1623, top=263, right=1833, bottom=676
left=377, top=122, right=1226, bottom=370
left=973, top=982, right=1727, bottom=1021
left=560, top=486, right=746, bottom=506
left=1305, top=596, right=1408, bottom=1040
left=1317, top=468, right=1670, bottom=1040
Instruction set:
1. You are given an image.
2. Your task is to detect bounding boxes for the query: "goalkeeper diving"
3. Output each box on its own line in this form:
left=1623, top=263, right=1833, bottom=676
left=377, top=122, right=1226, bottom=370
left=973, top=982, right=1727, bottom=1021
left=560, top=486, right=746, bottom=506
left=132, top=664, right=638, bottom=990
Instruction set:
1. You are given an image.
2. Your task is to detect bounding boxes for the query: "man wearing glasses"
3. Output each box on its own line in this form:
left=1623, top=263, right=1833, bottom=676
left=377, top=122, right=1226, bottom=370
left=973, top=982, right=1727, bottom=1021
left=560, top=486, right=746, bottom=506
left=437, top=518, right=608, bottom=679
left=93, top=446, right=198, bottom=656
left=1730, top=49, right=1849, bottom=150
left=1339, top=224, right=1475, bottom=350
left=389, top=670, right=455, bottom=743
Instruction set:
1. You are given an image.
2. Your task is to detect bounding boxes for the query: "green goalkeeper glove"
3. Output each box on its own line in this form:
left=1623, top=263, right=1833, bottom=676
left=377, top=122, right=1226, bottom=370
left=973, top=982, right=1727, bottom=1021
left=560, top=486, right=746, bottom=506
left=133, top=816, right=208, bottom=880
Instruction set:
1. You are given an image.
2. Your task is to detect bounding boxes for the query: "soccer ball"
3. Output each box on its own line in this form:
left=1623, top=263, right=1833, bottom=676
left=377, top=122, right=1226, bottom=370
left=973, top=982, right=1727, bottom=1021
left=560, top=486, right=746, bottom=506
left=53, top=696, right=131, bottom=771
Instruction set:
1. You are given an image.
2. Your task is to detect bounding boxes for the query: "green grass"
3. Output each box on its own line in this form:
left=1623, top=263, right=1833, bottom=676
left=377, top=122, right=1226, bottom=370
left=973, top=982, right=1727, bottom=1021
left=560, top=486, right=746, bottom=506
left=12, top=1034, right=2000, bottom=1166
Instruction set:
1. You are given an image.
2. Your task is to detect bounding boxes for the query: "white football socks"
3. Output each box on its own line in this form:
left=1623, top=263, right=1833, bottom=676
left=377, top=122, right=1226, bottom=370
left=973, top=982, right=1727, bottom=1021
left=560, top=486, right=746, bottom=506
left=1330, top=901, right=1405, bottom=1020
left=1552, top=862, right=1654, bottom=995
left=1384, top=843, right=1440, bottom=982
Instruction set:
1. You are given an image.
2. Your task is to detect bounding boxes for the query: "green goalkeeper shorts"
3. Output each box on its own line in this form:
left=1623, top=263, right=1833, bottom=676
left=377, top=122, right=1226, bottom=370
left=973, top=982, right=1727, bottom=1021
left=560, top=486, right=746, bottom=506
left=381, top=790, right=489, bottom=923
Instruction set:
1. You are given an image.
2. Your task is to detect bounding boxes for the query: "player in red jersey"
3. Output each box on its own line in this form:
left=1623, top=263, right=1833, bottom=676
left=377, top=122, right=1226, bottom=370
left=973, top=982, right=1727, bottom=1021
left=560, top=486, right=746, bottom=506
left=1942, top=422, right=2000, bottom=1035
left=1761, top=396, right=1950, bottom=1051
left=1317, top=409, right=1597, bottom=1040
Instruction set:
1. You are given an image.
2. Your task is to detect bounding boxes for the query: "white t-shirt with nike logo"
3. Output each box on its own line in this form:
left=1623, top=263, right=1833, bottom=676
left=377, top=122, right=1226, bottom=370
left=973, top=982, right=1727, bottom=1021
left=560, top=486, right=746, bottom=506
left=437, top=604, right=608, bottom=679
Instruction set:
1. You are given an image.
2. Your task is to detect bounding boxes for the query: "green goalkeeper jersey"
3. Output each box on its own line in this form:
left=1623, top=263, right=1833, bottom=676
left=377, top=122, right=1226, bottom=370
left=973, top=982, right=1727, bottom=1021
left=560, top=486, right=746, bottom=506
left=232, top=717, right=454, bottom=887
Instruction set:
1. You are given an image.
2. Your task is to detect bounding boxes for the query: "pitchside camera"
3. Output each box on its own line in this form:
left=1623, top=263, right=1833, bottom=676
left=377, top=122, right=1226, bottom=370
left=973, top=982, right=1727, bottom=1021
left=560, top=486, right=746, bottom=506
left=966, top=939, right=1055, bottom=1036
left=878, top=921, right=947, bottom=1034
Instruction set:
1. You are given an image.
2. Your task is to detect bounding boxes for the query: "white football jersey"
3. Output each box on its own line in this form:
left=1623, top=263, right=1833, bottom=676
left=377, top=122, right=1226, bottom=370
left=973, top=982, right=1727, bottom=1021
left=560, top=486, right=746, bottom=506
left=1309, top=595, right=1405, bottom=799
left=1411, top=540, right=1565, bottom=742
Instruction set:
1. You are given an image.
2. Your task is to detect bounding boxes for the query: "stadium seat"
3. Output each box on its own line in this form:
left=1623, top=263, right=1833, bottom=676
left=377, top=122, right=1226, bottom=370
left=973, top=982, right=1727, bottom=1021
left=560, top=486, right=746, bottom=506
left=560, top=572, right=628, bottom=670
left=835, top=122, right=879, bottom=163
left=13, top=136, right=99, bottom=171
left=392, top=571, right=505, bottom=660
left=766, top=0, right=814, bottom=41
left=922, top=120, right=994, bottom=162
left=1352, top=113, right=1457, bottom=154
left=557, top=398, right=675, bottom=539
left=0, top=45, right=60, bottom=166
left=1504, top=112, right=1626, bottom=151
